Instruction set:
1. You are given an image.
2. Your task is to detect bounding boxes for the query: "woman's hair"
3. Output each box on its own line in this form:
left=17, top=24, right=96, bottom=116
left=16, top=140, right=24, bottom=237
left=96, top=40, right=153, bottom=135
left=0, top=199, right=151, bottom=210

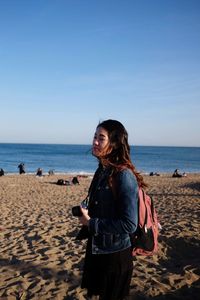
left=97, top=119, right=147, bottom=188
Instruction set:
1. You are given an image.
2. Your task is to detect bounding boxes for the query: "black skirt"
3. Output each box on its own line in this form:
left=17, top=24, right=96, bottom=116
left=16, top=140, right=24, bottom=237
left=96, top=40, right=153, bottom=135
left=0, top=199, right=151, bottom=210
left=81, top=238, right=133, bottom=300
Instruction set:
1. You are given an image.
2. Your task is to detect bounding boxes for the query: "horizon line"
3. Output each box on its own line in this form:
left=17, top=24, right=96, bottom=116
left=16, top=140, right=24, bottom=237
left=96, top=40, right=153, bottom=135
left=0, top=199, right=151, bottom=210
left=0, top=142, right=199, bottom=148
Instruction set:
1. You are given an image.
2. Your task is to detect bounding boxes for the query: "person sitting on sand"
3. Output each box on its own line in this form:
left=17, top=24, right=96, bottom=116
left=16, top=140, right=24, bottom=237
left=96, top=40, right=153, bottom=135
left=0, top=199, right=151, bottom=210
left=149, top=172, right=160, bottom=176
left=172, top=169, right=183, bottom=178
left=0, top=168, right=4, bottom=176
left=36, top=168, right=43, bottom=176
left=72, top=176, right=80, bottom=185
left=56, top=179, right=71, bottom=186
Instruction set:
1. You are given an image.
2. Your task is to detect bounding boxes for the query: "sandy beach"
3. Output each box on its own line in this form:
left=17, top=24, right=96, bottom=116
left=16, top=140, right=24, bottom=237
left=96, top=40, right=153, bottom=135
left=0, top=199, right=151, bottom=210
left=0, top=173, right=199, bottom=300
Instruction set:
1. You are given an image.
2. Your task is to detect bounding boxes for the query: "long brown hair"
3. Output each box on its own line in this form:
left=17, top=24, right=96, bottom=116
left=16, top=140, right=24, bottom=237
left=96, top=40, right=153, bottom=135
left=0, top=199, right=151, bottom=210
left=96, top=119, right=147, bottom=188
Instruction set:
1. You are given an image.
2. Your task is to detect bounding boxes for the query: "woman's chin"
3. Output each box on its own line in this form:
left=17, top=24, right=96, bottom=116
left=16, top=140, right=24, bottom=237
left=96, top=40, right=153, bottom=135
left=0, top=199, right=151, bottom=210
left=92, top=149, right=100, bottom=157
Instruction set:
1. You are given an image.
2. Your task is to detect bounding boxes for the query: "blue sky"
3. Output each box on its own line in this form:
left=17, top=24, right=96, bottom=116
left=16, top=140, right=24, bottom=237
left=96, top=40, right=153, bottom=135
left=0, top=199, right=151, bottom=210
left=0, top=0, right=199, bottom=146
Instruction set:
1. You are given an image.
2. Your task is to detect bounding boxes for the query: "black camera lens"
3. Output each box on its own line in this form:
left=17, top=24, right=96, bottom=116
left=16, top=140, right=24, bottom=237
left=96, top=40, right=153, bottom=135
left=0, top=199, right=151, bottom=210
left=72, top=206, right=83, bottom=217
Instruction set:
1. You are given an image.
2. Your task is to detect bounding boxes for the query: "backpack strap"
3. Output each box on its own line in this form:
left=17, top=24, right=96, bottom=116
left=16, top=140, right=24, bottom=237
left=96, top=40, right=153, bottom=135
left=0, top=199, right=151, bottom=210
left=141, top=189, right=148, bottom=226
left=140, top=188, right=156, bottom=225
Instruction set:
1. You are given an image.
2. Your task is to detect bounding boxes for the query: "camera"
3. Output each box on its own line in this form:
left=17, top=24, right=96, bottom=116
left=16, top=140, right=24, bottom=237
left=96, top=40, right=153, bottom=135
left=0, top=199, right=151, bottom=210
left=72, top=206, right=83, bottom=217
left=72, top=199, right=88, bottom=217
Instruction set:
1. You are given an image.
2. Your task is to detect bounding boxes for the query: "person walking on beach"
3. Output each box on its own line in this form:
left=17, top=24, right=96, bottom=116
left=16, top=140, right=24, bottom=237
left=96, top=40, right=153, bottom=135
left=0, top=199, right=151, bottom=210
left=77, top=119, right=147, bottom=300
left=18, top=163, right=25, bottom=174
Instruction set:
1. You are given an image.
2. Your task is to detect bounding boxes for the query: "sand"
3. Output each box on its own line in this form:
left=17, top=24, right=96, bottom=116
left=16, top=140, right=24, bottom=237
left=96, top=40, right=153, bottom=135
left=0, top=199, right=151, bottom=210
left=0, top=173, right=199, bottom=300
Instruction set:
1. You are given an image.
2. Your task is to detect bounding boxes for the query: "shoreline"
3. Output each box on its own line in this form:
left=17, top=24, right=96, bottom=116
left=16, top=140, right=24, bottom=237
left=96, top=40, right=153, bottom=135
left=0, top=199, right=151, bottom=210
left=1, top=171, right=200, bottom=176
left=0, top=173, right=199, bottom=299
left=0, top=172, right=95, bottom=177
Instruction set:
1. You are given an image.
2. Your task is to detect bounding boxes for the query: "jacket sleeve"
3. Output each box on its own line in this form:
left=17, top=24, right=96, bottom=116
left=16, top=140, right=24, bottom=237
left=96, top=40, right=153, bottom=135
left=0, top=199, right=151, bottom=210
left=89, top=169, right=138, bottom=235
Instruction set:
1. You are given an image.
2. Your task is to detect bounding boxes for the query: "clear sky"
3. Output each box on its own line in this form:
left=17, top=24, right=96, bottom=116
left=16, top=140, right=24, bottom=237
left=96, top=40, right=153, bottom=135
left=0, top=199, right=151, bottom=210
left=0, top=0, right=199, bottom=146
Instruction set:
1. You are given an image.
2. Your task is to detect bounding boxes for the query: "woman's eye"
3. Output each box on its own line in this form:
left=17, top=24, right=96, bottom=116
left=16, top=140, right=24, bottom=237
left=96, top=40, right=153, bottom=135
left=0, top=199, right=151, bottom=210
left=99, top=138, right=106, bottom=142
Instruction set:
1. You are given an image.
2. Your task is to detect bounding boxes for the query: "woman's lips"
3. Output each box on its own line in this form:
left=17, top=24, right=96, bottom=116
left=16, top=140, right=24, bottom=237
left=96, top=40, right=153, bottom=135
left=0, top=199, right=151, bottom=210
left=93, top=147, right=99, bottom=151
left=92, top=146, right=100, bottom=154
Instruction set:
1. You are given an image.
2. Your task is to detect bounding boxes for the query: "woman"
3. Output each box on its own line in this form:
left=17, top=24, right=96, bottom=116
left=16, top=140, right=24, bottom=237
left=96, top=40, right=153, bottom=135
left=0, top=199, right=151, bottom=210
left=79, top=119, right=147, bottom=300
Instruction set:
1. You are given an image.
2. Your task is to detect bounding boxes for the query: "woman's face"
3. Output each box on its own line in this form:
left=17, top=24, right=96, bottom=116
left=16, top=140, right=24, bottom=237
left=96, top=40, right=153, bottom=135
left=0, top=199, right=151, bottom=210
left=92, top=126, right=110, bottom=157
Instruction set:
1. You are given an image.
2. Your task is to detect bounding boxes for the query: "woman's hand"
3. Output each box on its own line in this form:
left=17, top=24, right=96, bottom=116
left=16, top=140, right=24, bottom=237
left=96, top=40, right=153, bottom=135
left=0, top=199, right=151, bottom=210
left=79, top=207, right=90, bottom=226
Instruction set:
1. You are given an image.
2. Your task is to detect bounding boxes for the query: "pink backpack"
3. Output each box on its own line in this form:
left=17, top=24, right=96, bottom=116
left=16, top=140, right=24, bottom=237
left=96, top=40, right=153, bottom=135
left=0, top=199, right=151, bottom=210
left=131, top=188, right=159, bottom=256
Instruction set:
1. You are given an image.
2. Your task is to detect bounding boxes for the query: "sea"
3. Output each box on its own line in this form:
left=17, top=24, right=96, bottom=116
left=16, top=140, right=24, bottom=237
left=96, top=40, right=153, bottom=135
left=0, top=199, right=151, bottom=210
left=0, top=143, right=200, bottom=175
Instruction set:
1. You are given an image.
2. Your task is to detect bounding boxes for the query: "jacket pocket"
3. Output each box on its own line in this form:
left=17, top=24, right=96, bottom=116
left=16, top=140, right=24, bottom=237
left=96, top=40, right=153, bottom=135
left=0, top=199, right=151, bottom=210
left=94, top=233, right=123, bottom=249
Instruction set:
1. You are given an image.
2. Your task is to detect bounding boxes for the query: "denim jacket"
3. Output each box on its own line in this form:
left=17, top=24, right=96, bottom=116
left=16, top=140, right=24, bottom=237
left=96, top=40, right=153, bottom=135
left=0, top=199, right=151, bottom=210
left=88, top=167, right=138, bottom=254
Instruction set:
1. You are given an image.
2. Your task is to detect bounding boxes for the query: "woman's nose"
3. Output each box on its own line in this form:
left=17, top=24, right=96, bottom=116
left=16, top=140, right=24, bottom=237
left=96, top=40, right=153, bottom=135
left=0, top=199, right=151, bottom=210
left=93, top=138, right=98, bottom=145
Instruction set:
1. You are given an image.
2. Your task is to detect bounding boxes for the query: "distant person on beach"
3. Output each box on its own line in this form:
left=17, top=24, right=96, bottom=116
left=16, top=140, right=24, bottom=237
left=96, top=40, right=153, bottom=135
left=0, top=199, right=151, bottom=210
left=56, top=179, right=71, bottom=186
left=48, top=169, right=54, bottom=175
left=72, top=176, right=80, bottom=185
left=18, top=163, right=25, bottom=174
left=149, top=172, right=160, bottom=176
left=36, top=168, right=43, bottom=176
left=0, top=168, right=4, bottom=176
left=77, top=119, right=147, bottom=300
left=172, top=169, right=185, bottom=178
